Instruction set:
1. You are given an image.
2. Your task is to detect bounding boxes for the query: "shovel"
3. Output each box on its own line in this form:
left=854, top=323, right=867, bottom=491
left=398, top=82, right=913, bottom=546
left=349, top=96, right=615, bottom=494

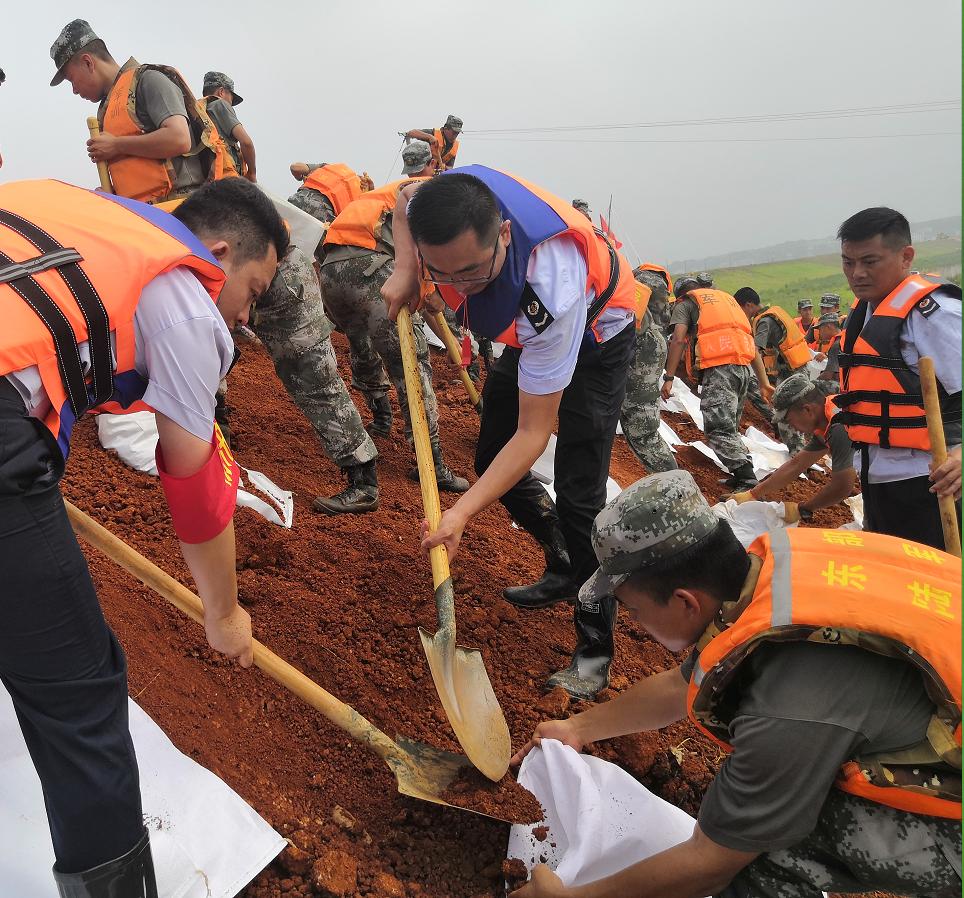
left=63, top=500, right=513, bottom=821
left=919, top=356, right=961, bottom=557
left=397, top=307, right=511, bottom=782
left=86, top=117, right=113, bottom=193
left=431, top=311, right=483, bottom=415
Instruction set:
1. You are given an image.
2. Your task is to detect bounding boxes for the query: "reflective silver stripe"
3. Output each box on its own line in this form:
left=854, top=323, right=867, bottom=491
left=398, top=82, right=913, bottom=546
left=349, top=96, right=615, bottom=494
left=692, top=656, right=705, bottom=687
left=769, top=528, right=794, bottom=627
left=0, top=248, right=83, bottom=285
left=887, top=276, right=927, bottom=311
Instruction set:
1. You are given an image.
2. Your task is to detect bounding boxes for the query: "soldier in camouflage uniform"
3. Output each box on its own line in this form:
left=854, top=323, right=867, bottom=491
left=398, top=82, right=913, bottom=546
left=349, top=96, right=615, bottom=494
left=287, top=162, right=395, bottom=437
left=515, top=470, right=962, bottom=898
left=252, top=246, right=380, bottom=514
left=619, top=267, right=677, bottom=472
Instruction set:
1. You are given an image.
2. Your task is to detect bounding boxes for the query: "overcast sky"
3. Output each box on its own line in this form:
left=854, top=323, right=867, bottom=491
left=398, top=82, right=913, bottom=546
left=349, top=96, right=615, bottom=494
left=2, top=0, right=960, bottom=265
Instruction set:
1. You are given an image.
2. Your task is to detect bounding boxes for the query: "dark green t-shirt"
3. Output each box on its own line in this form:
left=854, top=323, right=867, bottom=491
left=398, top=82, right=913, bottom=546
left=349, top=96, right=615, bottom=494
left=681, top=641, right=934, bottom=853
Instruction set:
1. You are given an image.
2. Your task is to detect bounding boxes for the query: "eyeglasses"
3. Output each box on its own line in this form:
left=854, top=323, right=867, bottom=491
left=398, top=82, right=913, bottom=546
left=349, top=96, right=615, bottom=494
left=418, top=226, right=502, bottom=286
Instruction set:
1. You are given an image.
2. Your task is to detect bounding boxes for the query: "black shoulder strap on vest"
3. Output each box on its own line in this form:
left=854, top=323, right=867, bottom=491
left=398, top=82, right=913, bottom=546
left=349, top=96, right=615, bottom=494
left=0, top=209, right=113, bottom=415
left=585, top=229, right=620, bottom=329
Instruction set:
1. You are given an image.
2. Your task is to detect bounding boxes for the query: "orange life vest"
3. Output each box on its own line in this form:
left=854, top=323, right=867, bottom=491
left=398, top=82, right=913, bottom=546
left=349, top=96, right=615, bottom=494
left=636, top=262, right=674, bottom=296
left=433, top=128, right=460, bottom=166
left=814, top=331, right=841, bottom=355
left=684, top=288, right=756, bottom=378
left=688, top=527, right=962, bottom=820
left=813, top=394, right=840, bottom=443
left=323, top=177, right=429, bottom=251
left=0, top=180, right=224, bottom=458
left=435, top=167, right=637, bottom=349
left=197, top=96, right=245, bottom=178
left=835, top=274, right=962, bottom=451
left=100, top=61, right=237, bottom=204
left=754, top=305, right=811, bottom=376
left=303, top=164, right=364, bottom=217
left=633, top=281, right=651, bottom=328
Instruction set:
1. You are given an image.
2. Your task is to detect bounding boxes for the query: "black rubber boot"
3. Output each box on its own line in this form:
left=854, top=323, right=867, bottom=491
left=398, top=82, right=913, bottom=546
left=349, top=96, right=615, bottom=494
left=719, top=462, right=758, bottom=491
left=312, top=460, right=379, bottom=514
left=503, top=526, right=579, bottom=609
left=53, top=828, right=158, bottom=898
left=545, top=597, right=617, bottom=701
left=408, top=440, right=469, bottom=493
left=364, top=394, right=393, bottom=438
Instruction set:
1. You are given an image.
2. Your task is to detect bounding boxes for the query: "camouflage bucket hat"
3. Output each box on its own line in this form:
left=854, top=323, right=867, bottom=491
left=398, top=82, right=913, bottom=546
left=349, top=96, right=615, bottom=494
left=402, top=140, right=433, bottom=175
left=772, top=372, right=817, bottom=423
left=49, top=19, right=99, bottom=86
left=203, top=70, right=243, bottom=105
left=797, top=298, right=813, bottom=310
left=579, top=471, right=719, bottom=604
left=820, top=292, right=841, bottom=308
left=444, top=114, right=463, bottom=133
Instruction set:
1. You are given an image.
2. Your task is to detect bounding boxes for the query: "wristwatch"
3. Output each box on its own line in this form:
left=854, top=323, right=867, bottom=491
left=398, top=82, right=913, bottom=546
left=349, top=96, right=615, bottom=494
left=662, top=374, right=675, bottom=382
left=799, top=506, right=814, bottom=521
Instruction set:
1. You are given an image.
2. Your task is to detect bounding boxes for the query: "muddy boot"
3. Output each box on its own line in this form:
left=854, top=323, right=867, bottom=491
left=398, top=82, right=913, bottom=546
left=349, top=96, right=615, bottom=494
left=719, top=462, right=758, bottom=491
left=545, top=596, right=617, bottom=701
left=503, top=525, right=578, bottom=609
left=364, top=394, right=393, bottom=438
left=312, top=460, right=379, bottom=515
left=408, top=440, right=469, bottom=493
left=53, top=827, right=158, bottom=898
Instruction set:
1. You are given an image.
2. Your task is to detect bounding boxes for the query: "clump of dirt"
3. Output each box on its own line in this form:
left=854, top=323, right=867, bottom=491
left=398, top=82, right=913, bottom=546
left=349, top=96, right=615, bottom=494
left=60, top=335, right=858, bottom=897
left=440, top=767, right=544, bottom=824
left=502, top=857, right=529, bottom=889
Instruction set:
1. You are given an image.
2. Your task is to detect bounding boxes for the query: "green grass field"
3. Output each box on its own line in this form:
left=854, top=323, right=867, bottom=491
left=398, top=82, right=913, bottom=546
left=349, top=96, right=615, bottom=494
left=676, top=238, right=962, bottom=315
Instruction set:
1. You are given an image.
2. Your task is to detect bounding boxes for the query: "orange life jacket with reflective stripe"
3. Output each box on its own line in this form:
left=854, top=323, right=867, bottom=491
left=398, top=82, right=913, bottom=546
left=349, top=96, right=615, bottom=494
left=835, top=274, right=962, bottom=450
left=0, top=180, right=224, bottom=458
left=435, top=167, right=636, bottom=350
left=688, top=527, right=962, bottom=820
left=754, top=305, right=811, bottom=376
left=323, top=177, right=429, bottom=251
left=100, top=61, right=237, bottom=204
left=303, top=164, right=364, bottom=217
left=433, top=128, right=459, bottom=166
left=684, top=288, right=756, bottom=378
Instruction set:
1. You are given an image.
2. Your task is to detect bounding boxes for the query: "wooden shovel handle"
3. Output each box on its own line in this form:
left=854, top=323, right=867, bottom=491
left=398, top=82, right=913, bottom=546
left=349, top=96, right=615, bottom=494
left=919, top=357, right=961, bottom=557
left=86, top=116, right=113, bottom=193
left=397, top=307, right=451, bottom=591
left=431, top=311, right=482, bottom=409
left=64, top=500, right=406, bottom=762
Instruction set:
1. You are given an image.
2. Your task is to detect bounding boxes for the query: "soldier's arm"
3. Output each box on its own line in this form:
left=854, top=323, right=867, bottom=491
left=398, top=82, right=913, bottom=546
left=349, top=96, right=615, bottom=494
left=750, top=351, right=773, bottom=401
left=381, top=180, right=429, bottom=319
left=800, top=466, right=856, bottom=513
left=751, top=448, right=823, bottom=499
left=88, top=114, right=192, bottom=162
left=233, top=123, right=257, bottom=182
left=405, top=128, right=436, bottom=144
left=664, top=322, right=688, bottom=378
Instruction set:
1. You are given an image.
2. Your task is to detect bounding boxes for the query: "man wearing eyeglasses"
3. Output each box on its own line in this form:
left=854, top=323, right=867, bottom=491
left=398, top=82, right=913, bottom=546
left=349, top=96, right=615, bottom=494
left=317, top=142, right=468, bottom=493
left=383, top=167, right=638, bottom=700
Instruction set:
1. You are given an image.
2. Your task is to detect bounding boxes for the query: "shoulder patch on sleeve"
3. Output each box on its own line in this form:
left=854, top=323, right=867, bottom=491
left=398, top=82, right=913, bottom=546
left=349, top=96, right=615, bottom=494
left=916, top=294, right=940, bottom=318
left=521, top=284, right=555, bottom=334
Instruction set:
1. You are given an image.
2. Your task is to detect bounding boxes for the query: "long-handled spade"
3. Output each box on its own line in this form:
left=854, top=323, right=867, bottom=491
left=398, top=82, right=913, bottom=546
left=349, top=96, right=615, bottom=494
left=397, top=307, right=511, bottom=782
left=64, top=501, right=514, bottom=820
left=431, top=311, right=483, bottom=415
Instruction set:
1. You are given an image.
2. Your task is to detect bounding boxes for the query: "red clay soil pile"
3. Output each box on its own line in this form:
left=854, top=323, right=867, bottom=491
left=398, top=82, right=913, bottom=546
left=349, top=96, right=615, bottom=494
left=61, top=334, right=856, bottom=897
left=439, top=767, right=544, bottom=824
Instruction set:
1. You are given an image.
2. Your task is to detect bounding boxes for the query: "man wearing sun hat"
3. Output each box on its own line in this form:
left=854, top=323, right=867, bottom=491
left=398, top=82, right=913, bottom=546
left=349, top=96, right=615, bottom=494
left=512, top=469, right=962, bottom=898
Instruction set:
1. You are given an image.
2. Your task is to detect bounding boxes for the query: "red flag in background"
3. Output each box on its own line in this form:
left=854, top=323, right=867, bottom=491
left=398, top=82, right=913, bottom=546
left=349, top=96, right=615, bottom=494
left=598, top=213, right=623, bottom=249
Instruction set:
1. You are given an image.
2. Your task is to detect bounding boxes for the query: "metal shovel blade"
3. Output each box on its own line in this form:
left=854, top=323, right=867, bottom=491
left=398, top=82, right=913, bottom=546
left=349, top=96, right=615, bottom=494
left=418, top=577, right=512, bottom=783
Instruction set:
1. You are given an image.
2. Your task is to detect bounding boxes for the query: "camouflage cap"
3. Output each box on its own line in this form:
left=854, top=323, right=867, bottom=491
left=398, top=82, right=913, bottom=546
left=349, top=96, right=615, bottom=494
left=673, top=275, right=699, bottom=298
left=203, top=71, right=243, bottom=105
left=634, top=267, right=670, bottom=293
left=572, top=198, right=590, bottom=212
left=819, top=292, right=841, bottom=308
left=772, top=372, right=819, bottom=423
left=797, top=298, right=813, bottom=310
left=49, top=19, right=99, bottom=86
left=402, top=140, right=433, bottom=175
left=817, top=311, right=841, bottom=328
left=696, top=271, right=714, bottom=287
left=444, top=114, right=463, bottom=133
left=579, top=471, right=719, bottom=603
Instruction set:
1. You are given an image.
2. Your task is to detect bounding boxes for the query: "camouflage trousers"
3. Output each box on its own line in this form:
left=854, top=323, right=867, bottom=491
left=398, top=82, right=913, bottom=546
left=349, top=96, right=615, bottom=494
left=318, top=255, right=439, bottom=442
left=251, top=248, right=377, bottom=469
left=700, top=364, right=753, bottom=474
left=286, top=186, right=337, bottom=225
left=746, top=372, right=774, bottom=423
left=620, top=323, right=677, bottom=472
left=772, top=369, right=808, bottom=455
left=721, top=790, right=962, bottom=898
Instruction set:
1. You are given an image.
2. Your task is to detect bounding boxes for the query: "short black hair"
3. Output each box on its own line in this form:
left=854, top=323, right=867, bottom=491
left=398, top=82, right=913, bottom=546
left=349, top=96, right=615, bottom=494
left=174, top=178, right=288, bottom=264
left=837, top=207, right=911, bottom=251
left=83, top=38, right=115, bottom=64
left=623, top=521, right=749, bottom=606
left=407, top=174, right=501, bottom=247
left=734, top=286, right=761, bottom=307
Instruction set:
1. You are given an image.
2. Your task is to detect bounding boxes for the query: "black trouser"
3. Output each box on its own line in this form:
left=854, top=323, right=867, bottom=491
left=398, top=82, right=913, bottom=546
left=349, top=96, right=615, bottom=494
left=475, top=323, right=634, bottom=585
left=0, top=380, right=144, bottom=873
left=862, top=469, right=962, bottom=551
